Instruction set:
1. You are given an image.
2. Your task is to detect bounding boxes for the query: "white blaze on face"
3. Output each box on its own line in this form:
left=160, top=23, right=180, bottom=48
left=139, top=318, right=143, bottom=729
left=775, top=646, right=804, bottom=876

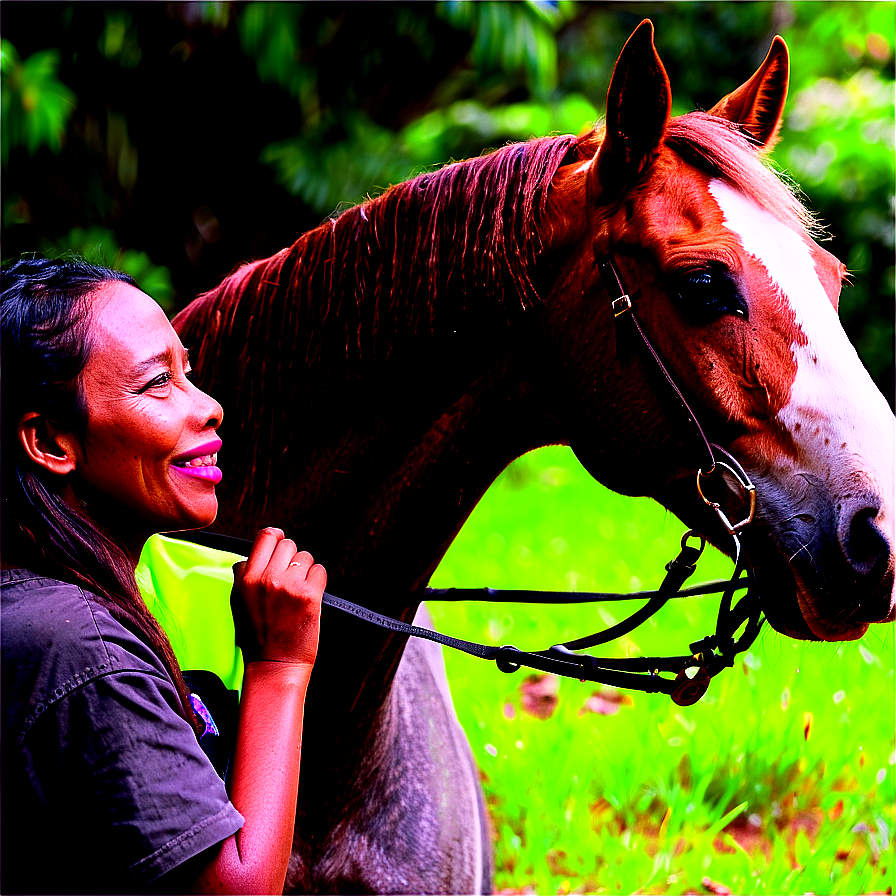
left=707, top=179, right=894, bottom=519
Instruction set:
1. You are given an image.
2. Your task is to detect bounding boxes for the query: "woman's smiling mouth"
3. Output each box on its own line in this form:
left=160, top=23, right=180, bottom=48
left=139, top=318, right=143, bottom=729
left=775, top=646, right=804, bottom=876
left=171, top=440, right=223, bottom=484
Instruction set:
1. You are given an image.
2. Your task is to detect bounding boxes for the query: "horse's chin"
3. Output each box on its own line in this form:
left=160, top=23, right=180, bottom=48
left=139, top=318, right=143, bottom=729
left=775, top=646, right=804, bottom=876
left=763, top=605, right=867, bottom=642
left=794, top=578, right=870, bottom=642
left=758, top=563, right=870, bottom=642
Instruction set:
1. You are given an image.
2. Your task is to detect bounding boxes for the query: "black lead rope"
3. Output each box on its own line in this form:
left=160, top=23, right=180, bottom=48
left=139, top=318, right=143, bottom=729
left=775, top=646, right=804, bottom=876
left=169, top=527, right=763, bottom=707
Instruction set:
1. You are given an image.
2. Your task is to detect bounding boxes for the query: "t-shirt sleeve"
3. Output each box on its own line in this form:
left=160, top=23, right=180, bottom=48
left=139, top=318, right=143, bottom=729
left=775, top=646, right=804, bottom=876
left=25, top=665, right=244, bottom=888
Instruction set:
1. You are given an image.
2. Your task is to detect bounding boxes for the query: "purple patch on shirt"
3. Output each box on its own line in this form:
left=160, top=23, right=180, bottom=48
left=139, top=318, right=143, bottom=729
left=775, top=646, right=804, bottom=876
left=189, top=692, right=220, bottom=738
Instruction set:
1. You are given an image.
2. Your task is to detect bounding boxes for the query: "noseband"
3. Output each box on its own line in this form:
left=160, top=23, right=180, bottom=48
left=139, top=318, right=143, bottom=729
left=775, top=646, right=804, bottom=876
left=177, top=259, right=764, bottom=706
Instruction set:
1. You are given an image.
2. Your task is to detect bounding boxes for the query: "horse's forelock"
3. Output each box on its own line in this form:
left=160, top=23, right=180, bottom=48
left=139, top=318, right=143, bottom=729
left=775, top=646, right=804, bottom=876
left=665, top=112, right=819, bottom=237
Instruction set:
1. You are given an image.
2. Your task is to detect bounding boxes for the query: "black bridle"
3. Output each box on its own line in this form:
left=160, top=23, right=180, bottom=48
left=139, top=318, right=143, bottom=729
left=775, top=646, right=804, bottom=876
left=175, top=257, right=765, bottom=707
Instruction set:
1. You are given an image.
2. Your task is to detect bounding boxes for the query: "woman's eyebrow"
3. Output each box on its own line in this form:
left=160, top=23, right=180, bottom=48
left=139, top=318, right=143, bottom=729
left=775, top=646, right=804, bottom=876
left=133, top=347, right=189, bottom=374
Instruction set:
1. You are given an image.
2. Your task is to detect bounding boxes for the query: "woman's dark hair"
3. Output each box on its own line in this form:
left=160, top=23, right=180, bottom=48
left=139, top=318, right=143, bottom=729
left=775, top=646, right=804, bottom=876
left=1, top=256, right=198, bottom=731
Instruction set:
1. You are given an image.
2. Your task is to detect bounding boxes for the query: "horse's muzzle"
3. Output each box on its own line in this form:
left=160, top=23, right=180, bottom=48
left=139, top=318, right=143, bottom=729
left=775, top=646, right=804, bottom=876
left=728, top=478, right=895, bottom=641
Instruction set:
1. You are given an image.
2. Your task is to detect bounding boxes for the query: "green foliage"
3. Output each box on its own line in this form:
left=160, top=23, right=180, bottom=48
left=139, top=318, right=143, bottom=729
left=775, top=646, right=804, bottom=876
left=437, top=1, right=573, bottom=99
left=38, top=226, right=175, bottom=312
left=777, top=3, right=895, bottom=392
left=239, top=2, right=577, bottom=213
left=261, top=113, right=406, bottom=216
left=237, top=4, right=305, bottom=103
left=97, top=9, right=143, bottom=69
left=401, top=92, right=599, bottom=167
left=0, top=39, right=75, bottom=165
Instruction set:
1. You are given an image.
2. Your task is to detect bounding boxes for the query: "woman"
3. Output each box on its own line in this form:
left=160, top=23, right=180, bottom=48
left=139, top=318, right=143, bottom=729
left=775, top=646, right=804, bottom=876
left=1, top=256, right=324, bottom=894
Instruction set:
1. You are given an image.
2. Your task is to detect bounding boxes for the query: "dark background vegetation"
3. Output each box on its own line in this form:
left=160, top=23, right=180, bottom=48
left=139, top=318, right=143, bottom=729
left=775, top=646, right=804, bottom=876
left=2, top=1, right=893, bottom=405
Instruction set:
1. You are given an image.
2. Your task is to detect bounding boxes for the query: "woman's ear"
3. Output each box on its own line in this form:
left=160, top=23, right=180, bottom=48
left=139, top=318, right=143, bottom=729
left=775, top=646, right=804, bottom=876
left=17, top=413, right=79, bottom=476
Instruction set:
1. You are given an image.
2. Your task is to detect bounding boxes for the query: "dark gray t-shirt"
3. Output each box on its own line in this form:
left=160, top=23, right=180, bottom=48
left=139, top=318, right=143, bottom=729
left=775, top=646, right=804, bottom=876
left=1, top=568, right=244, bottom=894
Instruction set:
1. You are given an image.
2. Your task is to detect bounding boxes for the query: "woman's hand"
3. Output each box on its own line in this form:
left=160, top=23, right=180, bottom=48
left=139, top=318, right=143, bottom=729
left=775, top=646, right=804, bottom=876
left=162, top=530, right=326, bottom=894
left=231, top=527, right=325, bottom=666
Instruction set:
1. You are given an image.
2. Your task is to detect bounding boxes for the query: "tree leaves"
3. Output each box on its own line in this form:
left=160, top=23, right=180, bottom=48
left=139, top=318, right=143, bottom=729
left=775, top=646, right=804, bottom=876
left=0, top=39, right=75, bottom=164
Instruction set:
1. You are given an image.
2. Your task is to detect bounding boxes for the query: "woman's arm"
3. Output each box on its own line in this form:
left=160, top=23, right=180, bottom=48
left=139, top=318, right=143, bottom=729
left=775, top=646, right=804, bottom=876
left=159, top=528, right=324, bottom=895
left=194, top=660, right=313, bottom=894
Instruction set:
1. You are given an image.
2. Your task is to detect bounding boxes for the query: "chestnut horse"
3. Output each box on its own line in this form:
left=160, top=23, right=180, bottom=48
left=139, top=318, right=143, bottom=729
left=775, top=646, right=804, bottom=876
left=173, top=21, right=894, bottom=894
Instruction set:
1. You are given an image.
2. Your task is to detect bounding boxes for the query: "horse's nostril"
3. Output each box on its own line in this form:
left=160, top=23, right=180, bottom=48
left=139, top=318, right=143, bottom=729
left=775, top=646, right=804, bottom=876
left=838, top=501, right=894, bottom=623
left=843, top=507, right=889, bottom=579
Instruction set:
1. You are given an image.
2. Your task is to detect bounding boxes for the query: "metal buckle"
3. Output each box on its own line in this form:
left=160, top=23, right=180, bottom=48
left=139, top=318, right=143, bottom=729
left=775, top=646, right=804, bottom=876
left=680, top=529, right=706, bottom=556
left=671, top=665, right=711, bottom=706
left=611, top=294, right=632, bottom=317
left=696, top=461, right=757, bottom=534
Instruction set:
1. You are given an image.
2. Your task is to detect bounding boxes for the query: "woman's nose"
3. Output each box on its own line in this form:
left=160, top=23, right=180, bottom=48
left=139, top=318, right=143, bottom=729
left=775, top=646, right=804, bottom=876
left=192, top=380, right=224, bottom=429
left=205, top=393, right=224, bottom=428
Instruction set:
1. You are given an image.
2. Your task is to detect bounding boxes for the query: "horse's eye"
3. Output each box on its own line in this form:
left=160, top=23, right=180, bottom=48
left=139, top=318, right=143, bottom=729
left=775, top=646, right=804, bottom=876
left=669, top=264, right=748, bottom=323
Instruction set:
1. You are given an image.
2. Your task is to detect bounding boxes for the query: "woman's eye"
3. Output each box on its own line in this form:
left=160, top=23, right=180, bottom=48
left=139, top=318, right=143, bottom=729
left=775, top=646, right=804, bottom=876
left=670, top=264, right=747, bottom=323
left=139, top=372, right=172, bottom=393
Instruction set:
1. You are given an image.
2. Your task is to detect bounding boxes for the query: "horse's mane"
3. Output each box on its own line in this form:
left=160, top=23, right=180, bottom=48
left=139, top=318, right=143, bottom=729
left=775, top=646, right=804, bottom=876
left=176, top=132, right=579, bottom=505
left=176, top=112, right=815, bottom=508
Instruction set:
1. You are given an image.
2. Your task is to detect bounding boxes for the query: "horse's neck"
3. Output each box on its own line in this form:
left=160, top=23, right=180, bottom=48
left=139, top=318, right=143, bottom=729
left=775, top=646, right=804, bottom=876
left=240, top=308, right=561, bottom=723
left=177, top=141, right=572, bottom=717
left=277, top=337, right=556, bottom=724
left=187, top=167, right=563, bottom=590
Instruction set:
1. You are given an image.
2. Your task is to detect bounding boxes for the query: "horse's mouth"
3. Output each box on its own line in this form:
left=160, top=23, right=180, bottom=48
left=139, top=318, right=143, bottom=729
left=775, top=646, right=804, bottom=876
left=757, top=561, right=871, bottom=642
left=797, top=597, right=869, bottom=642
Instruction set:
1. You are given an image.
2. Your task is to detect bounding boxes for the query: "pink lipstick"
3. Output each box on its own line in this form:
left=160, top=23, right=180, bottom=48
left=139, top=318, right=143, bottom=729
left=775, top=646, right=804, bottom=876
left=171, top=439, right=223, bottom=484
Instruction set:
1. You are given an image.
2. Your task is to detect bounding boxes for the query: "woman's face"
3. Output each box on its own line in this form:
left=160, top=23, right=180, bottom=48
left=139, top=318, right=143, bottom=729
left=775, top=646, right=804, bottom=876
left=69, top=281, right=224, bottom=547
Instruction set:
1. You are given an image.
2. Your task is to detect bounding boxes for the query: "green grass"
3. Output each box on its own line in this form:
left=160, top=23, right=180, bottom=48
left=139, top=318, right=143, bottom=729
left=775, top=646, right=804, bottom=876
left=429, top=446, right=895, bottom=896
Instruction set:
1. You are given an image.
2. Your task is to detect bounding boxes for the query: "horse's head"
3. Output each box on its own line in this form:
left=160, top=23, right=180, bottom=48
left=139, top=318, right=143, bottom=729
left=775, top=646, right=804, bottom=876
left=540, top=21, right=894, bottom=642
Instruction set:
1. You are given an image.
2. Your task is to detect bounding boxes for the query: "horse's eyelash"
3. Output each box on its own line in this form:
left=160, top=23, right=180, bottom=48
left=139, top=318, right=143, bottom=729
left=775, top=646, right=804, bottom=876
left=677, top=263, right=731, bottom=279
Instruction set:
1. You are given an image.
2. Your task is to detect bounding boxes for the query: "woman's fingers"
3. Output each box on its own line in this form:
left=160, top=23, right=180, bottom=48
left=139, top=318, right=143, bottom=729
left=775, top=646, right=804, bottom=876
left=231, top=527, right=325, bottom=664
left=241, top=527, right=285, bottom=579
left=304, top=561, right=327, bottom=592
left=284, top=550, right=315, bottom=578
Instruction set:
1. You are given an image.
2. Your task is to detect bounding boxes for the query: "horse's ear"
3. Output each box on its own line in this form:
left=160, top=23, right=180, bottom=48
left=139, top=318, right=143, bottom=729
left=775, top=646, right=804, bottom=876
left=592, top=20, right=671, bottom=198
left=708, top=36, right=789, bottom=149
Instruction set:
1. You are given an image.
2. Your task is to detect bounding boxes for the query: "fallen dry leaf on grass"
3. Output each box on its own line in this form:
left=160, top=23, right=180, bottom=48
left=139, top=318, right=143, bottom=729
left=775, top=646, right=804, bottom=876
left=702, top=876, right=733, bottom=895
left=519, top=673, right=559, bottom=719
left=579, top=686, right=633, bottom=716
